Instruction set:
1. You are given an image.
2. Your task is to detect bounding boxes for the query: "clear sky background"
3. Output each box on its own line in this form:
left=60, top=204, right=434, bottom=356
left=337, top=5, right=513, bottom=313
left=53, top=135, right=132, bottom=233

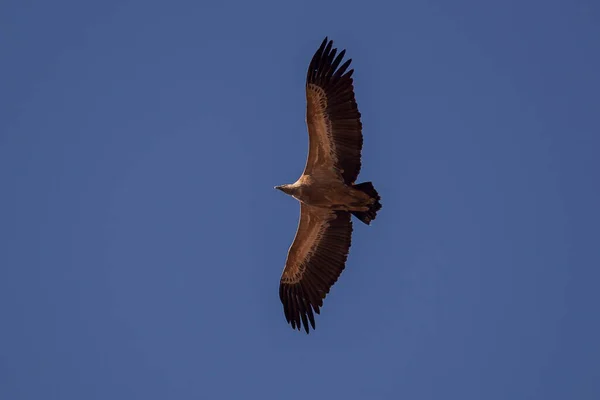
left=1, top=0, right=599, bottom=399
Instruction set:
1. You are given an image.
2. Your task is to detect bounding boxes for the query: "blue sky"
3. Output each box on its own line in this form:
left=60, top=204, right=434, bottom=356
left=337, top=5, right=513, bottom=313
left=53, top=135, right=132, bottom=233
left=1, top=0, right=599, bottom=398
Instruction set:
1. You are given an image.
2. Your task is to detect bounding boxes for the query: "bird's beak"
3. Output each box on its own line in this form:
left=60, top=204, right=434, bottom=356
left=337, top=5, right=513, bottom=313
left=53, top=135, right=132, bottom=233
left=274, top=186, right=283, bottom=191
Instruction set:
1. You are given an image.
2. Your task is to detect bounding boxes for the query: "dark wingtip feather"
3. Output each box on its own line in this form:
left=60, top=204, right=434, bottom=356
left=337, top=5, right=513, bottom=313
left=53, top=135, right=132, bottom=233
left=307, top=37, right=354, bottom=86
left=307, top=306, right=316, bottom=330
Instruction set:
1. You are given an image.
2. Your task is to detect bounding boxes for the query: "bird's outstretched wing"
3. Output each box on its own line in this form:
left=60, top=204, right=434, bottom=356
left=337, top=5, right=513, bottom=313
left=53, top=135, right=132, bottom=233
left=304, top=37, right=363, bottom=184
left=280, top=203, right=353, bottom=333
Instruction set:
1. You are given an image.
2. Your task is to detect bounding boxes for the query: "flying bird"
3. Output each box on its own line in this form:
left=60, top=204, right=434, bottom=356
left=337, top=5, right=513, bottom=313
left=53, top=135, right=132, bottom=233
left=275, top=37, right=382, bottom=333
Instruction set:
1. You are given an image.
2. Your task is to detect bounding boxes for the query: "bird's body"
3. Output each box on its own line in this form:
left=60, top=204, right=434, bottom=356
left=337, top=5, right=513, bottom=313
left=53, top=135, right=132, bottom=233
left=276, top=37, right=382, bottom=333
left=277, top=177, right=373, bottom=212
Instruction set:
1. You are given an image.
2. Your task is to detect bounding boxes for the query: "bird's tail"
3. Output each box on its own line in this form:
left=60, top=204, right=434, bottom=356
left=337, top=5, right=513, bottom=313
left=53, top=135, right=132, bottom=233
left=351, top=181, right=382, bottom=225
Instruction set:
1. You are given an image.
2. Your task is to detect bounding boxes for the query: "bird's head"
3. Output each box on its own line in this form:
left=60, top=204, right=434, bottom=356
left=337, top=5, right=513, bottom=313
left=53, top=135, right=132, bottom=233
left=275, top=184, right=295, bottom=196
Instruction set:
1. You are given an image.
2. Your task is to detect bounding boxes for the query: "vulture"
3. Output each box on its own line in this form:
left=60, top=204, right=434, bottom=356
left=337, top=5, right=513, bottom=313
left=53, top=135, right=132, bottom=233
left=275, top=37, right=382, bottom=333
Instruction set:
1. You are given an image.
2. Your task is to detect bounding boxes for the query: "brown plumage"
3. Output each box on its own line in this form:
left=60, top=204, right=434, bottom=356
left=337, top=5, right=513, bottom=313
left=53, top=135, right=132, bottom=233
left=275, top=37, right=382, bottom=333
